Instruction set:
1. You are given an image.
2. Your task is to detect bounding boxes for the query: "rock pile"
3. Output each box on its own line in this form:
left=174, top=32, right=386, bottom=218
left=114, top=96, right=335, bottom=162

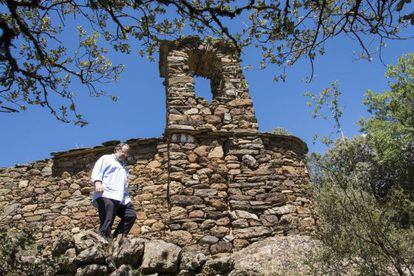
left=51, top=230, right=231, bottom=276
left=49, top=230, right=316, bottom=276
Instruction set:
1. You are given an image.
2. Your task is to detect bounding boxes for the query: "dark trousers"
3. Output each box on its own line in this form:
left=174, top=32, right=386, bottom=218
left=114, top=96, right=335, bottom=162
left=96, top=197, right=137, bottom=238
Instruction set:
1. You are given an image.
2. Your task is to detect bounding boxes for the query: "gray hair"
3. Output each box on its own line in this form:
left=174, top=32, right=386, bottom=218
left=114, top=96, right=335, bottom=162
left=114, top=142, right=129, bottom=153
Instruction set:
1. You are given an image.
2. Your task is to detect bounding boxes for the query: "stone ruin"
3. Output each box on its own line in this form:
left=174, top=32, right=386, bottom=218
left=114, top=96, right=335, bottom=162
left=0, top=37, right=315, bottom=257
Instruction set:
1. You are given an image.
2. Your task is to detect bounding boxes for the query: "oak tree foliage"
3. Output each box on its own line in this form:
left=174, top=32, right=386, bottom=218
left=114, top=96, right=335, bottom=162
left=0, top=0, right=412, bottom=124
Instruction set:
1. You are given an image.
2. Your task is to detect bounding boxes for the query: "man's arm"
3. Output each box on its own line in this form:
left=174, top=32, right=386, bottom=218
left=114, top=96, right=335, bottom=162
left=91, top=156, right=106, bottom=193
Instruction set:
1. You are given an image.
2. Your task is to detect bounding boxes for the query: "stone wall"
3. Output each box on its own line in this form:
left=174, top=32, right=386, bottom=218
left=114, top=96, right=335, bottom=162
left=0, top=37, right=315, bottom=256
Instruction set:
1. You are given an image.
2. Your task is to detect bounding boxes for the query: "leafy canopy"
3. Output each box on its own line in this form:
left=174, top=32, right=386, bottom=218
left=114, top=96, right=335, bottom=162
left=0, top=0, right=412, bottom=124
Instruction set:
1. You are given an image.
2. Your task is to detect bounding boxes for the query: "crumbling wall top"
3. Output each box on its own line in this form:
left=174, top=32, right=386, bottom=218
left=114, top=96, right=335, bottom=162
left=159, top=36, right=239, bottom=78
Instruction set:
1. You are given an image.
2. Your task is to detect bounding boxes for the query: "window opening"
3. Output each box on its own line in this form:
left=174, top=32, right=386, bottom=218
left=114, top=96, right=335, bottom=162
left=194, top=76, right=212, bottom=103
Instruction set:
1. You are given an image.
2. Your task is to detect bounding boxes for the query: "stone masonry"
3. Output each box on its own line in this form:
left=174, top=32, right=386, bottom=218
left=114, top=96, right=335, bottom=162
left=0, top=37, right=315, bottom=256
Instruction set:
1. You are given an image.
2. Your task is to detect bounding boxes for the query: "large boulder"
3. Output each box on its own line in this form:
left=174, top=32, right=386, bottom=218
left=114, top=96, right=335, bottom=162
left=73, top=230, right=109, bottom=253
left=229, top=235, right=317, bottom=275
left=110, top=236, right=146, bottom=268
left=140, top=240, right=182, bottom=274
left=75, top=245, right=106, bottom=266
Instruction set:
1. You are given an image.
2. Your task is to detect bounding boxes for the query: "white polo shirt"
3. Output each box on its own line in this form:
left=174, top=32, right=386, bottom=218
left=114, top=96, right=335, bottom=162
left=91, top=154, right=131, bottom=207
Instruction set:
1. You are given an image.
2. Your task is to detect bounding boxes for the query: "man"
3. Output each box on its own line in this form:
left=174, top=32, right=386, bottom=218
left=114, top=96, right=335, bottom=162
left=91, top=143, right=137, bottom=240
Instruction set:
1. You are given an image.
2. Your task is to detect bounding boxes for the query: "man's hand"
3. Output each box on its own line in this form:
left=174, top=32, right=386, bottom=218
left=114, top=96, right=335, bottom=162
left=95, top=181, right=104, bottom=193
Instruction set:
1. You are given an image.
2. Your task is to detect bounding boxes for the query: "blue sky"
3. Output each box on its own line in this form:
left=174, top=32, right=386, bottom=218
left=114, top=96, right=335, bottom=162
left=1, top=17, right=413, bottom=167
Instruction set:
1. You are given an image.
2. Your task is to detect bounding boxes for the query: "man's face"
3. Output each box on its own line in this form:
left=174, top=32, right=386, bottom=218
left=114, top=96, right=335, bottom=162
left=116, top=145, right=130, bottom=161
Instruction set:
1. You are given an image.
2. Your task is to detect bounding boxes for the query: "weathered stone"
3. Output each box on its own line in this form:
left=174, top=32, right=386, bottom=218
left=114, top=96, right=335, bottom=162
left=208, top=146, right=224, bottom=159
left=260, top=214, right=279, bottom=226
left=256, top=192, right=286, bottom=205
left=282, top=165, right=297, bottom=175
left=200, top=219, right=216, bottom=229
left=169, top=114, right=187, bottom=122
left=110, top=264, right=134, bottom=276
left=266, top=205, right=296, bottom=215
left=52, top=231, right=75, bottom=257
left=61, top=171, right=71, bottom=179
left=187, top=153, right=198, bottom=162
left=170, top=206, right=187, bottom=219
left=73, top=230, right=109, bottom=253
left=233, top=227, right=272, bottom=239
left=228, top=99, right=252, bottom=107
left=197, top=168, right=213, bottom=175
left=111, top=237, right=145, bottom=267
left=194, top=145, right=209, bottom=157
left=182, top=221, right=198, bottom=230
left=18, top=180, right=29, bottom=188
left=55, top=248, right=77, bottom=274
left=210, top=226, right=229, bottom=238
left=228, top=169, right=241, bottom=175
left=3, top=203, right=20, bottom=216
left=228, top=149, right=259, bottom=155
left=169, top=124, right=195, bottom=130
left=208, top=199, right=227, bottom=211
left=217, top=217, right=230, bottom=226
left=171, top=195, right=203, bottom=206
left=184, top=108, right=199, bottom=115
left=229, top=210, right=259, bottom=220
left=205, top=115, right=222, bottom=124
left=146, top=160, right=161, bottom=169
left=200, top=235, right=219, bottom=244
left=233, top=239, right=250, bottom=249
left=168, top=76, right=194, bottom=85
left=76, top=245, right=106, bottom=266
left=187, top=163, right=202, bottom=169
left=194, top=189, right=217, bottom=197
left=189, top=210, right=204, bottom=218
left=76, top=264, right=107, bottom=276
left=140, top=240, right=181, bottom=274
left=170, top=181, right=185, bottom=195
left=232, top=219, right=249, bottom=228
left=299, top=217, right=315, bottom=229
left=22, top=204, right=37, bottom=212
left=231, top=235, right=317, bottom=275
left=210, top=241, right=233, bottom=254
left=60, top=190, right=71, bottom=199
left=280, top=214, right=298, bottom=225
left=25, top=215, right=42, bottom=222
left=242, top=155, right=258, bottom=169
left=211, top=183, right=227, bottom=191
left=223, top=112, right=232, bottom=123
left=201, top=254, right=234, bottom=275
left=180, top=251, right=207, bottom=271
left=167, top=230, right=193, bottom=246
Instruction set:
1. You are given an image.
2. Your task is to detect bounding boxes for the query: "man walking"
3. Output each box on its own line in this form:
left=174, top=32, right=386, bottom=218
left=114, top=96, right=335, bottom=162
left=91, top=143, right=137, bottom=240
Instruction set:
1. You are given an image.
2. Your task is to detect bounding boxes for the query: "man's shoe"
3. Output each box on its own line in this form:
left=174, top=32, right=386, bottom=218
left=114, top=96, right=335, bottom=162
left=98, top=233, right=113, bottom=245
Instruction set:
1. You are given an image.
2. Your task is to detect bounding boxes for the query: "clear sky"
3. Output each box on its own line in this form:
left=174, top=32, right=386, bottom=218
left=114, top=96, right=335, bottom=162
left=1, top=17, right=412, bottom=167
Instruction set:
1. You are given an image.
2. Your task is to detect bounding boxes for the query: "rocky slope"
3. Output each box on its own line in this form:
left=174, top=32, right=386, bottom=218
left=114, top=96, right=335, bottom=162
left=46, top=231, right=316, bottom=275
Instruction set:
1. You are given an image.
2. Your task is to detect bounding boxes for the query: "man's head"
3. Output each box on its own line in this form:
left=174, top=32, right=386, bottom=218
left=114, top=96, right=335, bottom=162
left=114, top=143, right=130, bottom=162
